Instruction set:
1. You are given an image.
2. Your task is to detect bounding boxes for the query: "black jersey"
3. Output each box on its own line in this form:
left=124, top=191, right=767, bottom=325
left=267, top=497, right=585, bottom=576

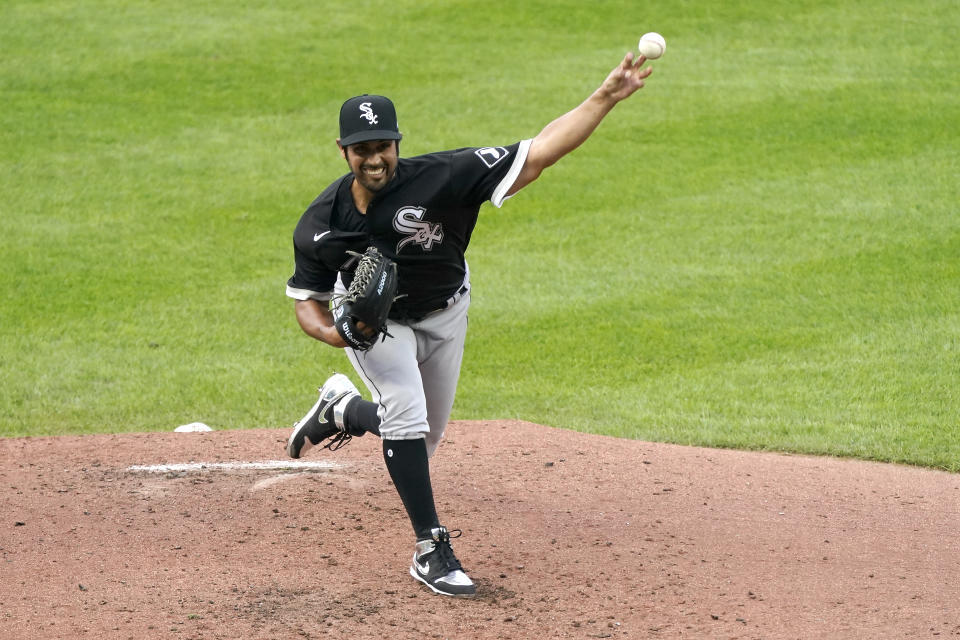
left=286, top=176, right=369, bottom=301
left=287, top=140, right=530, bottom=318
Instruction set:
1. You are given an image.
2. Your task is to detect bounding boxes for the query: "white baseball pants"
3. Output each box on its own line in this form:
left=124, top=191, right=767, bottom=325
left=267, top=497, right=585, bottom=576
left=341, top=288, right=470, bottom=458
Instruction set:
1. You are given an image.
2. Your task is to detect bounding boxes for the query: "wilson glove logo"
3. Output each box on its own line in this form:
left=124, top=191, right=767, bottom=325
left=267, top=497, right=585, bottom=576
left=377, top=272, right=388, bottom=295
left=393, top=206, right=443, bottom=253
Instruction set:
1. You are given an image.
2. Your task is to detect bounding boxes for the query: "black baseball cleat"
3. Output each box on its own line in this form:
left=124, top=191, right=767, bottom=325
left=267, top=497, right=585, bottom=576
left=286, top=373, right=360, bottom=458
left=409, top=526, right=476, bottom=597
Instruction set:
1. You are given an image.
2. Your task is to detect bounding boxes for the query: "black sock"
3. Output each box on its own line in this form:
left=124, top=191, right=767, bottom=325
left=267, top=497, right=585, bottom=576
left=342, top=397, right=381, bottom=437
left=382, top=438, right=439, bottom=540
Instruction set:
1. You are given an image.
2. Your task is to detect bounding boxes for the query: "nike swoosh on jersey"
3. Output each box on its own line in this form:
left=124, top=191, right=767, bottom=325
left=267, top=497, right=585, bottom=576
left=313, top=231, right=330, bottom=242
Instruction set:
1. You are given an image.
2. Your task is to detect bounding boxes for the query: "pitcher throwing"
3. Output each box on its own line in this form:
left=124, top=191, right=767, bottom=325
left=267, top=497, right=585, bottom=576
left=284, top=51, right=656, bottom=597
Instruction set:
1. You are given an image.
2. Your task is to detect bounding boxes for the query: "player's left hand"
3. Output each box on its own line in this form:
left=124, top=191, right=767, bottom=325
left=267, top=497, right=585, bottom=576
left=332, top=247, right=399, bottom=351
left=600, top=53, right=653, bottom=102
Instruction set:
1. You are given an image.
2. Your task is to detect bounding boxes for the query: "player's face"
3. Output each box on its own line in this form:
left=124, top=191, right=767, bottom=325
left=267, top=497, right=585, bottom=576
left=342, top=140, right=398, bottom=193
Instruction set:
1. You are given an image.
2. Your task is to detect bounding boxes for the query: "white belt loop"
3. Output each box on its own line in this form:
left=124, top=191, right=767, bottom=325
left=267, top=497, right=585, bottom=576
left=443, top=284, right=470, bottom=310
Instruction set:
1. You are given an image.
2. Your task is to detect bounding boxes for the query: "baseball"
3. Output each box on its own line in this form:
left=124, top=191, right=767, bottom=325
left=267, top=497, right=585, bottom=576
left=638, top=32, right=666, bottom=60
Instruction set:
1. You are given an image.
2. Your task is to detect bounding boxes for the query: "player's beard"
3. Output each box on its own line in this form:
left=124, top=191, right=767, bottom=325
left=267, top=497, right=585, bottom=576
left=354, top=162, right=395, bottom=193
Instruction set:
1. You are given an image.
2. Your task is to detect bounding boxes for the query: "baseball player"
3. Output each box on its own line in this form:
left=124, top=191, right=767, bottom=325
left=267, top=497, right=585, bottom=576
left=284, top=52, right=655, bottom=597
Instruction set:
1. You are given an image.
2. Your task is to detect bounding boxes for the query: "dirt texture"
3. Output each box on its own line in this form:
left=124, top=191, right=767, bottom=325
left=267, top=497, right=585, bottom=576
left=2, top=420, right=959, bottom=639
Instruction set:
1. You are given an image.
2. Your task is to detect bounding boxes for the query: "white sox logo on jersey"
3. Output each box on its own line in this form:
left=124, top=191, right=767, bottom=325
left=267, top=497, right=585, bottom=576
left=393, top=206, right=443, bottom=253
left=359, top=102, right=378, bottom=125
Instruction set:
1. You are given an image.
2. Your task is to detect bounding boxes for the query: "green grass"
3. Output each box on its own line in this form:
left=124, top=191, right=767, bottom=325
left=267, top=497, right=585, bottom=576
left=2, top=0, right=958, bottom=470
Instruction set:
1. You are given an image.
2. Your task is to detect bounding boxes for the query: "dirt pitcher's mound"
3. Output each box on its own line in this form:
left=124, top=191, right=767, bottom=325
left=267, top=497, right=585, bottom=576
left=2, top=420, right=959, bottom=639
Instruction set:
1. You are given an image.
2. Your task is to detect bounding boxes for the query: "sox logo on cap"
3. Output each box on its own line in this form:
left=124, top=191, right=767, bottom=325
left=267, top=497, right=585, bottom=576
left=359, top=102, right=378, bottom=125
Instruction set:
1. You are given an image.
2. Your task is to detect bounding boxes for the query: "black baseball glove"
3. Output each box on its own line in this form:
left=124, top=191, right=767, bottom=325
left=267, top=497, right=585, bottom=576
left=332, top=247, right=399, bottom=350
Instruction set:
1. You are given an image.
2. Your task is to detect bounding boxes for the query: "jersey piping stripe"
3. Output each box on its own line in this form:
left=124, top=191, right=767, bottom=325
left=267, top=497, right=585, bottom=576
left=349, top=350, right=390, bottom=432
left=490, top=138, right=532, bottom=208
left=285, top=284, right=333, bottom=302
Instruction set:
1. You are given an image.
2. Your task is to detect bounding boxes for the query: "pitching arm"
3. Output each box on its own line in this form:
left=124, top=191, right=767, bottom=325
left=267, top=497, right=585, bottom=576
left=506, top=52, right=653, bottom=197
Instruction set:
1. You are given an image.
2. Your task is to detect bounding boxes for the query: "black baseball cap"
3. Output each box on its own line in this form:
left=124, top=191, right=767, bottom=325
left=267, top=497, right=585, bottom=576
left=338, top=94, right=402, bottom=147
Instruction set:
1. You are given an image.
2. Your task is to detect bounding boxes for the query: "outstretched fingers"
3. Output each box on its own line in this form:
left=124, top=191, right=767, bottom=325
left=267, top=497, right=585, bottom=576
left=629, top=51, right=647, bottom=68
left=600, top=51, right=656, bottom=102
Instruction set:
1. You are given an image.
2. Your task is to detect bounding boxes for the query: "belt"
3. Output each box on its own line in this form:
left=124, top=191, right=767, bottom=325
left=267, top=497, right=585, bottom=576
left=390, top=284, right=469, bottom=322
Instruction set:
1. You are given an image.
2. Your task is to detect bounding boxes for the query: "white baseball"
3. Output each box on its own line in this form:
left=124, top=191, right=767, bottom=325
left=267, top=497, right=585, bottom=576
left=638, top=32, right=666, bottom=60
